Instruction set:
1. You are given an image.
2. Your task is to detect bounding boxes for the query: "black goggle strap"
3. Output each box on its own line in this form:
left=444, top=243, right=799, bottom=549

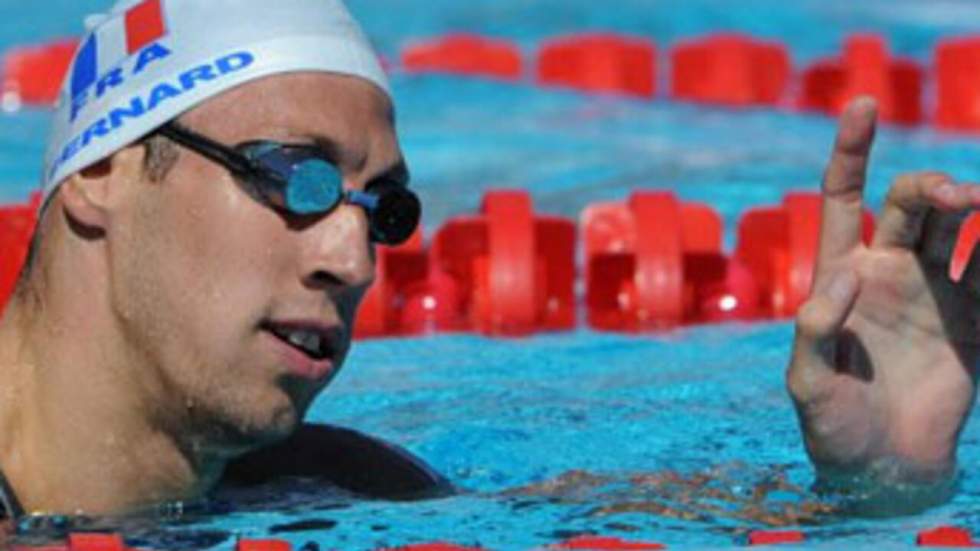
left=155, top=122, right=418, bottom=244
left=155, top=123, right=260, bottom=180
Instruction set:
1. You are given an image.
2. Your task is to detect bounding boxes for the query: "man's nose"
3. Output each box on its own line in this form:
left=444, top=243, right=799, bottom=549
left=298, top=203, right=375, bottom=292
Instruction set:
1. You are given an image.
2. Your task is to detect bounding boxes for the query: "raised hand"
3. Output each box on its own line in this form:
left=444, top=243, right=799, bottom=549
left=787, top=97, right=980, bottom=513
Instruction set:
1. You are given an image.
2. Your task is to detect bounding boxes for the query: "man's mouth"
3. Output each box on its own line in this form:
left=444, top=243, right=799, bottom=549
left=261, top=321, right=341, bottom=362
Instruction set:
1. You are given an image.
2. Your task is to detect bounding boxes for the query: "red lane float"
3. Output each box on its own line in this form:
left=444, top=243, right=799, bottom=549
left=799, top=34, right=923, bottom=125
left=747, top=530, right=805, bottom=546
left=734, top=193, right=874, bottom=318
left=670, top=33, right=790, bottom=107
left=916, top=526, right=980, bottom=547
left=433, top=190, right=576, bottom=336
left=1, top=39, right=78, bottom=107
left=550, top=534, right=666, bottom=549
left=236, top=539, right=293, bottom=551
left=17, top=533, right=132, bottom=551
left=582, top=191, right=758, bottom=331
left=402, top=34, right=523, bottom=81
left=383, top=544, right=486, bottom=551
left=537, top=34, right=656, bottom=98
left=0, top=193, right=40, bottom=311
left=354, top=227, right=467, bottom=339
left=66, top=534, right=128, bottom=551
left=936, top=38, right=980, bottom=132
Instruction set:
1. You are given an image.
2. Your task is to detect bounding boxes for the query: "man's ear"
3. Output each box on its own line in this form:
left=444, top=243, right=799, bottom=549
left=58, top=144, right=147, bottom=231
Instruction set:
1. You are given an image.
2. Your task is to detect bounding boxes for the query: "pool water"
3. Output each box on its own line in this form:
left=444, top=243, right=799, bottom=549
left=4, top=1, right=980, bottom=549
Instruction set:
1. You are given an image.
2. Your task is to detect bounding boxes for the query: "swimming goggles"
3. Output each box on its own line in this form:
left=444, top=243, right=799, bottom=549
left=155, top=122, right=421, bottom=246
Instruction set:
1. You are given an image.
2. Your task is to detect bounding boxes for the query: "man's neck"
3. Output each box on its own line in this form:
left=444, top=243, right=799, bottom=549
left=0, top=282, right=226, bottom=515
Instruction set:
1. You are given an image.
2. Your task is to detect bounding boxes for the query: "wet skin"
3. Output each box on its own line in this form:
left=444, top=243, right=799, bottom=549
left=0, top=72, right=405, bottom=514
left=788, top=97, right=980, bottom=512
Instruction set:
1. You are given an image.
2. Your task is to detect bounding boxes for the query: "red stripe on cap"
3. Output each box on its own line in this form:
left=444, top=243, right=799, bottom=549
left=125, top=0, right=166, bottom=54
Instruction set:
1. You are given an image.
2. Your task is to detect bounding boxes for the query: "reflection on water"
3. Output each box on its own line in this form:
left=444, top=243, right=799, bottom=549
left=507, top=463, right=837, bottom=531
left=10, top=464, right=839, bottom=549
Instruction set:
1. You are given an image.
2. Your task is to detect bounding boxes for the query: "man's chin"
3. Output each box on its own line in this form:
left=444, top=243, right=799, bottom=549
left=192, top=400, right=303, bottom=458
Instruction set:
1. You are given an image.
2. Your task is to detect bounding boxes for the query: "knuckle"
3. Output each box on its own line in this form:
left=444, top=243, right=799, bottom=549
left=795, top=299, right=830, bottom=338
left=887, top=174, right=914, bottom=199
left=886, top=171, right=950, bottom=212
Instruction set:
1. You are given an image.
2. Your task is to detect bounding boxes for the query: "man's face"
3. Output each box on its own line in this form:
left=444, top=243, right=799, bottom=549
left=109, top=73, right=402, bottom=452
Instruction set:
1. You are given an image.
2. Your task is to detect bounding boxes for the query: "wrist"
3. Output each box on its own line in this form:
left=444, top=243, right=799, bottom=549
left=815, top=457, right=958, bottom=516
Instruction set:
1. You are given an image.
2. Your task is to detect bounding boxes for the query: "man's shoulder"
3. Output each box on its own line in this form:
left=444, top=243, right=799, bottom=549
left=221, top=424, right=454, bottom=500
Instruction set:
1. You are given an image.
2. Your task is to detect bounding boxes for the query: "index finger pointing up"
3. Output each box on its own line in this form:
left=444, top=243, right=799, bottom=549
left=814, top=96, right=879, bottom=284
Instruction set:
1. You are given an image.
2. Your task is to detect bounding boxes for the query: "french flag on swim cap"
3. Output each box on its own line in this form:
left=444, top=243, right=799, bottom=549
left=70, top=0, right=166, bottom=111
left=46, top=0, right=392, bottom=199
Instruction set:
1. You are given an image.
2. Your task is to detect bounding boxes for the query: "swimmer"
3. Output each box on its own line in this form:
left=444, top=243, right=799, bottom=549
left=788, top=98, right=980, bottom=515
left=0, top=0, right=447, bottom=520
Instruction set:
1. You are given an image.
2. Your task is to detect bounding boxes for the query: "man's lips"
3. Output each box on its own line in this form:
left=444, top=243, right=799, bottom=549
left=259, top=319, right=347, bottom=380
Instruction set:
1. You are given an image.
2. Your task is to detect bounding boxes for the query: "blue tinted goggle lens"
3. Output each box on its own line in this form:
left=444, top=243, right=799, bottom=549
left=243, top=144, right=420, bottom=245
left=286, top=159, right=345, bottom=215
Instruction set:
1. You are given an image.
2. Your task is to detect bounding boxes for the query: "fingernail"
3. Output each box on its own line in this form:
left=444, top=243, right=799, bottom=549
left=827, top=271, right=858, bottom=304
left=850, top=96, right=878, bottom=116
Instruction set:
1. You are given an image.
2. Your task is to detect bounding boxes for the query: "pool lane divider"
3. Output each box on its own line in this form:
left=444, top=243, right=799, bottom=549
left=5, top=188, right=978, bottom=338
left=734, top=193, right=876, bottom=318
left=799, top=34, right=924, bottom=125
left=401, top=34, right=522, bottom=82
left=352, top=189, right=879, bottom=337
left=9, top=526, right=980, bottom=549
left=547, top=534, right=666, bottom=549
left=537, top=34, right=656, bottom=99
left=355, top=189, right=576, bottom=338
left=916, top=526, right=980, bottom=547
left=670, top=34, right=788, bottom=107
left=746, top=530, right=805, bottom=546
left=10, top=30, right=980, bottom=130
left=235, top=539, right=293, bottom=551
left=937, top=38, right=980, bottom=132
left=0, top=39, right=76, bottom=107
left=11, top=532, right=128, bottom=551
left=382, top=544, right=486, bottom=551
left=582, top=191, right=758, bottom=330
left=0, top=192, right=40, bottom=311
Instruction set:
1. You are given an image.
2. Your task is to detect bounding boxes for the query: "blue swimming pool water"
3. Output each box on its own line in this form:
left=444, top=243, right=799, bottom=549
left=4, top=1, right=980, bottom=549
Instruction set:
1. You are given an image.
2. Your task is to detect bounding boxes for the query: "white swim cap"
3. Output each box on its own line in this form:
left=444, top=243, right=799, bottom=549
left=42, top=0, right=390, bottom=201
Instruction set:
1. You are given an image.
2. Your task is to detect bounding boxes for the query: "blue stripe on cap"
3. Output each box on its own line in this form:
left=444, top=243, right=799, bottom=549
left=70, top=34, right=98, bottom=101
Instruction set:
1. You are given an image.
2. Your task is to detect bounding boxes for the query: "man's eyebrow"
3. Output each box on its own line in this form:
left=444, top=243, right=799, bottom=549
left=307, top=135, right=345, bottom=166
left=305, top=134, right=410, bottom=186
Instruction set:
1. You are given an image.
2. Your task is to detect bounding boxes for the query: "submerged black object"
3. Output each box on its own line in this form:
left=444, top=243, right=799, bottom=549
left=222, top=423, right=454, bottom=500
